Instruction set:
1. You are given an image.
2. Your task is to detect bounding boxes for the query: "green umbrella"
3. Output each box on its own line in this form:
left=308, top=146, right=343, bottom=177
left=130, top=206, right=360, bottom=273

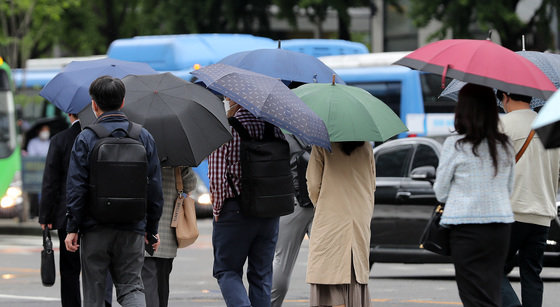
left=292, top=82, right=408, bottom=142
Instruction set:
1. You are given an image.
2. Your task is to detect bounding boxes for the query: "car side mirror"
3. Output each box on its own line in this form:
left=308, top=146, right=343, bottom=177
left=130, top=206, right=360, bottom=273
left=410, top=166, right=436, bottom=181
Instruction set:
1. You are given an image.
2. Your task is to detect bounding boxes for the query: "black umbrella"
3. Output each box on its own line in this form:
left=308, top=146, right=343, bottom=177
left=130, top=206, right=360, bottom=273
left=120, top=73, right=232, bottom=167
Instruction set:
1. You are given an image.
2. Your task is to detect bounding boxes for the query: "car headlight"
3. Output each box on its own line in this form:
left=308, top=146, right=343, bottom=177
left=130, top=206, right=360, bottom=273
left=1, top=171, right=23, bottom=209
left=197, top=193, right=212, bottom=205
left=191, top=173, right=212, bottom=206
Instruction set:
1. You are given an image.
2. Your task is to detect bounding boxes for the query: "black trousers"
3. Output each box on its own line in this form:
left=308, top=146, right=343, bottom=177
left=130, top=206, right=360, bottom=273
left=502, top=221, right=549, bottom=307
left=57, top=229, right=81, bottom=307
left=142, top=257, right=174, bottom=307
left=449, top=223, right=511, bottom=307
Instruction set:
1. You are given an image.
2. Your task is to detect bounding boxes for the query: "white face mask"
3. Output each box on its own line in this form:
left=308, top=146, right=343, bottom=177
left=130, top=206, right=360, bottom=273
left=92, top=106, right=99, bottom=119
left=39, top=130, right=50, bottom=140
left=223, top=98, right=230, bottom=113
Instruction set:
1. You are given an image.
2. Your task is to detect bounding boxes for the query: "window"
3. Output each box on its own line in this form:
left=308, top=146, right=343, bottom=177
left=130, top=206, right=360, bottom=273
left=376, top=145, right=412, bottom=177
left=0, top=70, right=9, bottom=91
left=420, top=73, right=456, bottom=113
left=349, top=81, right=401, bottom=116
left=411, top=144, right=439, bottom=171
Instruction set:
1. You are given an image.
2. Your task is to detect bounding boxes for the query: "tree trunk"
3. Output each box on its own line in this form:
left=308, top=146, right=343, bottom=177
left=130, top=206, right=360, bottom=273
left=338, top=13, right=351, bottom=41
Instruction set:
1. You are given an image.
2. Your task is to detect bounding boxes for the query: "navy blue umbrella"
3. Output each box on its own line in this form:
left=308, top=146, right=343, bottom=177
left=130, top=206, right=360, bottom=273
left=217, top=47, right=345, bottom=85
left=191, top=63, right=331, bottom=150
left=39, top=58, right=156, bottom=114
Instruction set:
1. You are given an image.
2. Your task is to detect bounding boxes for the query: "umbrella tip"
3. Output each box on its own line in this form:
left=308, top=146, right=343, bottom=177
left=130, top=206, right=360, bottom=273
left=278, top=41, right=281, bottom=49
left=486, top=30, right=492, bottom=41
left=332, top=74, right=336, bottom=85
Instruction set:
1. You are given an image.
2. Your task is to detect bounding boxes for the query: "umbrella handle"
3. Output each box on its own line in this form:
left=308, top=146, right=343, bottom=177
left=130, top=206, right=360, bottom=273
left=441, top=64, right=450, bottom=89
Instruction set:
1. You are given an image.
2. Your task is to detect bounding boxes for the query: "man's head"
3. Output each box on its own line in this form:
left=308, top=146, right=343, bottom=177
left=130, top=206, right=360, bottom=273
left=495, top=90, right=531, bottom=113
left=89, top=76, right=125, bottom=114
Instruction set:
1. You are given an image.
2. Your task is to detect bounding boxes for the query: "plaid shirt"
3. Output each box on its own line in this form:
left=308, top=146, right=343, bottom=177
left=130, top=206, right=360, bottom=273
left=208, top=108, right=283, bottom=218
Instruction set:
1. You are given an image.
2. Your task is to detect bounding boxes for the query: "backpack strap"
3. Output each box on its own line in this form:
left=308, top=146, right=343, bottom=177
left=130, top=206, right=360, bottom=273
left=85, top=124, right=112, bottom=138
left=127, top=122, right=142, bottom=140
left=228, top=117, right=251, bottom=140
left=226, top=173, right=240, bottom=198
left=263, top=122, right=276, bottom=140
left=86, top=122, right=142, bottom=139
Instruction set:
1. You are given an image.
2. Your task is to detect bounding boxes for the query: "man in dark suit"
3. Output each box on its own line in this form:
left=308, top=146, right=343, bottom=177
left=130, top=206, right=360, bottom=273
left=39, top=113, right=81, bottom=306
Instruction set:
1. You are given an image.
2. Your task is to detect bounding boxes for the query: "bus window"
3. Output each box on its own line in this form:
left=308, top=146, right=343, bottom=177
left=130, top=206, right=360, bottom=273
left=346, top=81, right=401, bottom=117
left=420, top=73, right=456, bottom=113
left=0, top=69, right=15, bottom=158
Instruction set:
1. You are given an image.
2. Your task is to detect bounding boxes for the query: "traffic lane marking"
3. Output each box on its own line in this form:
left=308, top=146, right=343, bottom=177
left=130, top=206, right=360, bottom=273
left=0, top=294, right=60, bottom=301
left=190, top=297, right=461, bottom=305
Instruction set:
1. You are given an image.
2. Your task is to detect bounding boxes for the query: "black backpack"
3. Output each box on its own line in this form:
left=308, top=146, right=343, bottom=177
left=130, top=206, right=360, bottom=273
left=86, top=122, right=148, bottom=224
left=227, top=117, right=295, bottom=218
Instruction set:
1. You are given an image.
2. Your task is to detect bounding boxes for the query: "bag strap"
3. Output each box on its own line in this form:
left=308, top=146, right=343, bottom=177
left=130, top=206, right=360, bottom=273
left=228, top=117, right=251, bottom=140
left=174, top=167, right=184, bottom=194
left=226, top=173, right=240, bottom=198
left=263, top=122, right=276, bottom=140
left=127, top=122, right=142, bottom=140
left=171, top=167, right=184, bottom=228
left=515, top=130, right=535, bottom=163
left=86, top=121, right=142, bottom=139
left=226, top=116, right=247, bottom=198
left=42, top=228, right=52, bottom=250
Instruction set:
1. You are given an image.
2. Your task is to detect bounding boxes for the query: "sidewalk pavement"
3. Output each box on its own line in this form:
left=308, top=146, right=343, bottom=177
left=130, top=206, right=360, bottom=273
left=0, top=218, right=42, bottom=236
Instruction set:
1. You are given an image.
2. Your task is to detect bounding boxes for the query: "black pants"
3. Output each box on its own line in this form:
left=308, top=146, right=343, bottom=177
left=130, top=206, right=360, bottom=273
left=502, top=221, right=549, bottom=307
left=57, top=229, right=81, bottom=307
left=449, top=223, right=511, bottom=307
left=142, top=257, right=174, bottom=307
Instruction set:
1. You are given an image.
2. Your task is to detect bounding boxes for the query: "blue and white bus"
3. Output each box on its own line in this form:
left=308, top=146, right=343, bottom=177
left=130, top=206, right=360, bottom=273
left=320, top=52, right=456, bottom=138
left=107, top=33, right=368, bottom=80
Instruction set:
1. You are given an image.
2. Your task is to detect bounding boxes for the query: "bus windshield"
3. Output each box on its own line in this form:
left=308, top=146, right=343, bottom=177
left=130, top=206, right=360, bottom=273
left=420, top=73, right=456, bottom=113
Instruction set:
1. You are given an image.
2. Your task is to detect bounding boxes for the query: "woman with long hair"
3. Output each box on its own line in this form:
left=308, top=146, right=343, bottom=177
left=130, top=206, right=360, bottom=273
left=306, top=141, right=375, bottom=307
left=434, top=83, right=515, bottom=306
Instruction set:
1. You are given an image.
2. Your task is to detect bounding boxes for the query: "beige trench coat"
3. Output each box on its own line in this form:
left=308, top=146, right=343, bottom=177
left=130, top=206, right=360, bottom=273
left=305, top=142, right=375, bottom=285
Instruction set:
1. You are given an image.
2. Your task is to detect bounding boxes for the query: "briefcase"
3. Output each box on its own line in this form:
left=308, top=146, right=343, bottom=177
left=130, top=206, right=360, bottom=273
left=41, top=228, right=56, bottom=287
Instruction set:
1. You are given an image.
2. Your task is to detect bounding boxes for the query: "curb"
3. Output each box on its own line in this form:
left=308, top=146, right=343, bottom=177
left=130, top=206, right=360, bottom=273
left=0, top=220, right=42, bottom=236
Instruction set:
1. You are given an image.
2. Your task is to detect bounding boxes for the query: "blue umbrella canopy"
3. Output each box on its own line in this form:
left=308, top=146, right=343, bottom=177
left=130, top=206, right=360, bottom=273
left=39, top=58, right=156, bottom=114
left=440, top=51, right=560, bottom=109
left=191, top=63, right=331, bottom=150
left=217, top=47, right=345, bottom=85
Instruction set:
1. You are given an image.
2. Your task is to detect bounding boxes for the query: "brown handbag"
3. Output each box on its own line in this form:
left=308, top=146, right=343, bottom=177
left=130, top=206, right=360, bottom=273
left=171, top=167, right=199, bottom=248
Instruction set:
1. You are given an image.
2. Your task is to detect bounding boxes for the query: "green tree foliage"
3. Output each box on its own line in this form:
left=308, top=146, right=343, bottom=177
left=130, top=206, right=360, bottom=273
left=0, top=0, right=79, bottom=67
left=3, top=0, right=376, bottom=67
left=409, top=0, right=560, bottom=51
left=136, top=0, right=273, bottom=36
left=273, top=0, right=370, bottom=40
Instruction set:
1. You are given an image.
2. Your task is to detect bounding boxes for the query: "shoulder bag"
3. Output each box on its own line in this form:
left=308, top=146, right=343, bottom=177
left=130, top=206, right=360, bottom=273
left=171, top=167, right=199, bottom=248
left=419, top=204, right=450, bottom=256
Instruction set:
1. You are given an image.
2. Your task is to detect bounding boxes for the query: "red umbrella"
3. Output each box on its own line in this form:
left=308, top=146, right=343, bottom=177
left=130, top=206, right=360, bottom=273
left=394, top=39, right=556, bottom=100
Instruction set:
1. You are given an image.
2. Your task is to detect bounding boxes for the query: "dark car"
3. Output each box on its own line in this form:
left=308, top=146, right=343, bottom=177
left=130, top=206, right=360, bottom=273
left=369, top=137, right=560, bottom=269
